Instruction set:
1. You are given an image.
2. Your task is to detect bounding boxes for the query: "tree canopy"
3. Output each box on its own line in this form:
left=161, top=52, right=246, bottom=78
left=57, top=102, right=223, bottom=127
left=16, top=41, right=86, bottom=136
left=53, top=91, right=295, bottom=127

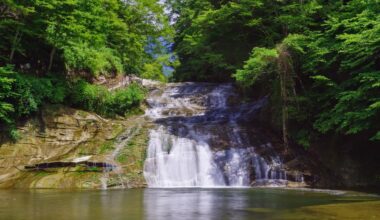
left=0, top=0, right=172, bottom=139
left=1, top=0, right=379, bottom=148
left=0, top=0, right=172, bottom=77
left=169, top=0, right=380, bottom=147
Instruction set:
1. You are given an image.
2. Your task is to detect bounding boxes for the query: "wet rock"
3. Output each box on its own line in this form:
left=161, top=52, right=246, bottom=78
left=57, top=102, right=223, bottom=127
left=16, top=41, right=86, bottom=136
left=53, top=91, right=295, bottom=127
left=143, top=82, right=312, bottom=187
left=0, top=105, right=148, bottom=189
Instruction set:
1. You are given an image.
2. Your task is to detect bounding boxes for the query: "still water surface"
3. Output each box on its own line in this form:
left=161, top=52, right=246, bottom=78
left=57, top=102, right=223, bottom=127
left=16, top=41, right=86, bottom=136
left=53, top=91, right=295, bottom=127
left=0, top=188, right=379, bottom=220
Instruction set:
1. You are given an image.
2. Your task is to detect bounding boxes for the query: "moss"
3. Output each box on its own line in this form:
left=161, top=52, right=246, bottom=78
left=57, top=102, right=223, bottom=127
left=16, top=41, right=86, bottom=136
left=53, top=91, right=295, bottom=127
left=77, top=142, right=99, bottom=155
left=116, top=153, right=128, bottom=163
left=111, top=123, right=124, bottom=137
left=0, top=102, right=149, bottom=189
left=34, top=171, right=50, bottom=177
left=124, top=107, right=144, bottom=117
left=76, top=110, right=90, bottom=117
left=99, top=141, right=115, bottom=154
left=107, top=124, right=149, bottom=187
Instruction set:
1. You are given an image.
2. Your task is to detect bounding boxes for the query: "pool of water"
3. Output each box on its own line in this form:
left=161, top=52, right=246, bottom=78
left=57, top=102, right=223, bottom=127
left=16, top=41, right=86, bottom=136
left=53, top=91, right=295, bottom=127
left=0, top=188, right=379, bottom=220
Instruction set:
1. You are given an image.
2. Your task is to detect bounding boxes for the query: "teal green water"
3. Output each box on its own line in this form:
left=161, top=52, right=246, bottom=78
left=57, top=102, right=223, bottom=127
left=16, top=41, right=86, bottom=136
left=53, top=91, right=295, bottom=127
left=0, top=188, right=379, bottom=220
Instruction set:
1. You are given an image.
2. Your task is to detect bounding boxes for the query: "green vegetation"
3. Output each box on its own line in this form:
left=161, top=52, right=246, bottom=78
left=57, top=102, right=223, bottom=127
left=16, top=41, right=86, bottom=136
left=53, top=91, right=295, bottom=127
left=0, top=65, right=145, bottom=138
left=1, top=0, right=379, bottom=150
left=0, top=65, right=68, bottom=138
left=86, top=167, right=102, bottom=172
left=116, top=153, right=128, bottom=163
left=70, top=81, right=145, bottom=117
left=0, top=0, right=172, bottom=138
left=0, top=0, right=172, bottom=76
left=99, top=141, right=115, bottom=154
left=169, top=0, right=380, bottom=148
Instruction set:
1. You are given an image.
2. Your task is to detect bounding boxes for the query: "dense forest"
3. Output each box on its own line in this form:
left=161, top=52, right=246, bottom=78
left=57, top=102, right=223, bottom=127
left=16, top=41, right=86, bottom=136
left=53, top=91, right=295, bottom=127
left=1, top=0, right=379, bottom=151
left=169, top=0, right=380, bottom=149
left=0, top=0, right=172, bottom=139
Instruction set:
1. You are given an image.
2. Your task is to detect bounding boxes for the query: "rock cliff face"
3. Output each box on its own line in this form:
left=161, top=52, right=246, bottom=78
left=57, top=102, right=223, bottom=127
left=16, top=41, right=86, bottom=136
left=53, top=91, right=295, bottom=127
left=143, top=82, right=318, bottom=188
left=0, top=105, right=149, bottom=189
left=307, top=137, right=380, bottom=188
left=0, top=81, right=319, bottom=189
left=2, top=79, right=372, bottom=189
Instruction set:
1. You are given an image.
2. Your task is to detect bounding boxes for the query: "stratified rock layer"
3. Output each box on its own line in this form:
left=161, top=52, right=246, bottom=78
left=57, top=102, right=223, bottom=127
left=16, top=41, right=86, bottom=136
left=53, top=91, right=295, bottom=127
left=0, top=105, right=149, bottom=189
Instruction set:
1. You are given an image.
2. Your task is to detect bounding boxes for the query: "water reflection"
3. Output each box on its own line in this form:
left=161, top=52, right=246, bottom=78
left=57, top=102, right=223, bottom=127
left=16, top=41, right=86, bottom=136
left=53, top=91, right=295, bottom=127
left=0, top=188, right=378, bottom=220
left=0, top=189, right=144, bottom=220
left=145, top=189, right=228, bottom=220
left=143, top=188, right=287, bottom=220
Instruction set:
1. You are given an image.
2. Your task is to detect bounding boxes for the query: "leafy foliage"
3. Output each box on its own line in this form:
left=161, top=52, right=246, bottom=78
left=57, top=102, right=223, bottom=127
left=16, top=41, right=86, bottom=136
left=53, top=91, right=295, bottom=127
left=314, top=72, right=380, bottom=140
left=63, top=44, right=123, bottom=76
left=0, top=0, right=172, bottom=78
left=171, top=0, right=380, bottom=147
left=0, top=0, right=169, bottom=139
left=70, top=80, right=145, bottom=117
left=0, top=66, right=15, bottom=125
left=1, top=0, right=379, bottom=148
left=0, top=66, right=145, bottom=139
left=169, top=0, right=271, bottom=81
left=234, top=48, right=278, bottom=87
left=0, top=66, right=68, bottom=138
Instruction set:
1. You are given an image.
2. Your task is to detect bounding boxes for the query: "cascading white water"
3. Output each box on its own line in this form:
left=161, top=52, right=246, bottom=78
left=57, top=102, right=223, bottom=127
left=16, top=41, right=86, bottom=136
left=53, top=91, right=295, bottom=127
left=144, top=126, right=225, bottom=187
left=143, top=83, right=292, bottom=187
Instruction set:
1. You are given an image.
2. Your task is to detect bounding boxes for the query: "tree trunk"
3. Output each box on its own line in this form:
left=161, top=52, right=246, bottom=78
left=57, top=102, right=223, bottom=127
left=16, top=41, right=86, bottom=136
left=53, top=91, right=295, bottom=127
left=277, top=46, right=292, bottom=153
left=48, top=47, right=56, bottom=73
left=280, top=68, right=289, bottom=153
left=9, top=28, right=21, bottom=63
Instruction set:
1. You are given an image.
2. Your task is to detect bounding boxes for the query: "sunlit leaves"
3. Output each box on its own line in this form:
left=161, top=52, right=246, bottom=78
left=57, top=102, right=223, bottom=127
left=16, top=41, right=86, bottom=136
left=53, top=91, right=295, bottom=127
left=0, top=0, right=172, bottom=77
left=234, top=48, right=278, bottom=87
left=232, top=0, right=380, bottom=146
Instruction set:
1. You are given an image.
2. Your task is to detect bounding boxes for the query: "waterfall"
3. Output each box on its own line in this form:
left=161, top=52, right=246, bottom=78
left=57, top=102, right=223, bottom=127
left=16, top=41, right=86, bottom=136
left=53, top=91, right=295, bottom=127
left=144, top=126, right=224, bottom=187
left=143, top=83, right=292, bottom=187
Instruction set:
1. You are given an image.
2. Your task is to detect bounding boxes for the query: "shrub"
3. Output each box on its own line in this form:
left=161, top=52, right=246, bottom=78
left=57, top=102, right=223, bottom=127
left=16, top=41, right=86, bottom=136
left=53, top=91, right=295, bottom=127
left=107, top=83, right=145, bottom=115
left=0, top=66, right=69, bottom=139
left=69, top=80, right=145, bottom=117
left=0, top=66, right=145, bottom=140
